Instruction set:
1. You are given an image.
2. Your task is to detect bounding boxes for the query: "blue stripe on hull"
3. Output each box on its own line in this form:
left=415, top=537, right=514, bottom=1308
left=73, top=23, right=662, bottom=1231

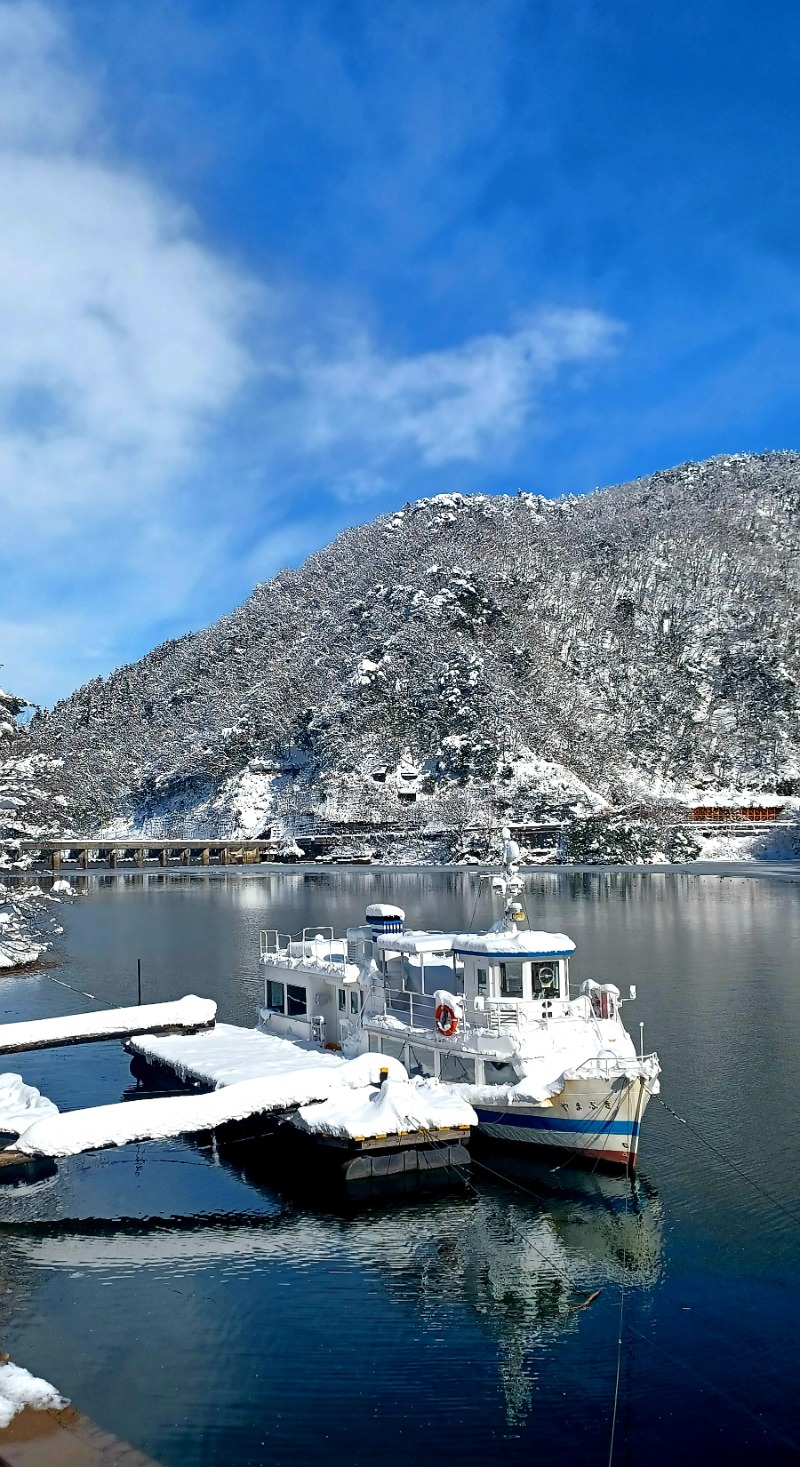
left=475, top=1109, right=640, bottom=1139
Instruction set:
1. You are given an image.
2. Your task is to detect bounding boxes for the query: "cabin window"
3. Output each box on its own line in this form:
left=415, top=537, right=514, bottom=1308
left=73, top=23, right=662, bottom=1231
left=408, top=1044, right=435, bottom=1078
left=380, top=1037, right=406, bottom=1062
left=483, top=1060, right=518, bottom=1086
left=286, top=983, right=307, bottom=1017
left=368, top=1032, right=380, bottom=1053
left=350, top=990, right=360, bottom=1014
left=265, top=980, right=285, bottom=1013
left=338, top=989, right=346, bottom=1012
left=476, top=966, right=489, bottom=996
left=441, top=1053, right=476, bottom=1084
left=500, top=962, right=524, bottom=998
left=531, top=961, right=559, bottom=997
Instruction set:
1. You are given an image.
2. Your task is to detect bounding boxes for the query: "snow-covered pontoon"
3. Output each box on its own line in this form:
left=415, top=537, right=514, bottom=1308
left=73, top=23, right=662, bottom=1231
left=258, top=839, right=661, bottom=1172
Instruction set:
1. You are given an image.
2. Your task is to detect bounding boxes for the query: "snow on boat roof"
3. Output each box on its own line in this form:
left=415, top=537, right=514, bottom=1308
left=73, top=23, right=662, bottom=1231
left=365, top=903, right=405, bottom=920
left=375, top=928, right=575, bottom=957
left=376, top=931, right=454, bottom=954
left=452, top=930, right=576, bottom=957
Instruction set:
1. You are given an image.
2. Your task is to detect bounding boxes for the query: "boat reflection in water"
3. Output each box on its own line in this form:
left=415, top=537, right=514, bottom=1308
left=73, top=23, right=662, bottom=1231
left=7, top=1140, right=664, bottom=1428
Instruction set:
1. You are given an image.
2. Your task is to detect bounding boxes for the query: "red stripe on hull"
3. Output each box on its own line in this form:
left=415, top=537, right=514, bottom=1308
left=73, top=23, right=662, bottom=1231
left=581, top=1147, right=632, bottom=1170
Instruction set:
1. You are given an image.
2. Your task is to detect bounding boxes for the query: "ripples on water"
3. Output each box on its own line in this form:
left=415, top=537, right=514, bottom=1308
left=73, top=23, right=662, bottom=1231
left=0, top=867, right=798, bottom=1466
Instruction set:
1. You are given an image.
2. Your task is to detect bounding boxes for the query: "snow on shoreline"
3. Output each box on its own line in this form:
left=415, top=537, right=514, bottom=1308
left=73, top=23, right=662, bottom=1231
left=0, top=878, right=77, bottom=971
left=0, top=1361, right=68, bottom=1428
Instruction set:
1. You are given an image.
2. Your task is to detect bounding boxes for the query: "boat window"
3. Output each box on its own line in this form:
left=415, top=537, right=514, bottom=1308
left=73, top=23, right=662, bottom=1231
left=408, top=1044, right=435, bottom=1078
left=441, top=1053, right=476, bottom=1084
left=265, top=980, right=285, bottom=1013
left=500, top=962, right=524, bottom=998
left=368, top=1032, right=380, bottom=1053
left=286, top=984, right=307, bottom=1017
left=349, top=990, right=360, bottom=1014
left=483, top=1060, right=518, bottom=1086
left=531, top=961, right=559, bottom=996
left=338, top=989, right=346, bottom=1012
left=380, top=1037, right=406, bottom=1062
left=476, top=966, right=488, bottom=996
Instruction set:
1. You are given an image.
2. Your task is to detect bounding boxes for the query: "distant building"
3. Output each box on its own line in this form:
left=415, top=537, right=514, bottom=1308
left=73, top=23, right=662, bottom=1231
left=690, top=803, right=783, bottom=823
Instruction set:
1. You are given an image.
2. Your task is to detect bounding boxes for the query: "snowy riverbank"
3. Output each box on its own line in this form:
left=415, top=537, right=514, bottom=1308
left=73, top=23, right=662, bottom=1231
left=0, top=879, right=76, bottom=970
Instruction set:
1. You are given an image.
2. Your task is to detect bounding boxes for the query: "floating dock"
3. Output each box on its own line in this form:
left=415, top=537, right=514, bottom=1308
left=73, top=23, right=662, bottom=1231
left=2, top=1019, right=475, bottom=1186
left=0, top=997, right=216, bottom=1056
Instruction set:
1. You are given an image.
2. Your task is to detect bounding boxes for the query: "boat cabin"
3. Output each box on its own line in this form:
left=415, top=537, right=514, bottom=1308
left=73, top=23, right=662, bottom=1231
left=258, top=905, right=579, bottom=1079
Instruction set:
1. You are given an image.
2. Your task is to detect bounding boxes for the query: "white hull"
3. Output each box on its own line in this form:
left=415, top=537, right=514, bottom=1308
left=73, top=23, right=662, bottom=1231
left=474, top=1074, right=652, bottom=1171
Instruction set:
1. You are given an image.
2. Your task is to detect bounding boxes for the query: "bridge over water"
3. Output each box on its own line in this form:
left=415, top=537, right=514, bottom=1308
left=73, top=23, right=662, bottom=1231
left=10, top=838, right=283, bottom=869
left=3, top=820, right=569, bottom=869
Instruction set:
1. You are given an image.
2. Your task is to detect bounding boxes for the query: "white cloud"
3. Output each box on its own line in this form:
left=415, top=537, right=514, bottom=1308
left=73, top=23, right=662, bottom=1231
left=0, top=1, right=259, bottom=701
left=0, top=1, right=623, bottom=705
left=290, top=307, right=620, bottom=487
left=0, top=0, right=91, bottom=150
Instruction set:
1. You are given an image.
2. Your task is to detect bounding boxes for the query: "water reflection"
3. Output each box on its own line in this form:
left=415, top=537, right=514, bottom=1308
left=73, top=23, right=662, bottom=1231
left=1, top=1143, right=663, bottom=1428
left=1, top=867, right=797, bottom=1466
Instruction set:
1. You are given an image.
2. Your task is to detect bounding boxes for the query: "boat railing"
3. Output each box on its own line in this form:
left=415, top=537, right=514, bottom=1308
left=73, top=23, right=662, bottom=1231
left=260, top=929, right=291, bottom=958
left=572, top=1052, right=659, bottom=1080
left=386, top=988, right=437, bottom=1031
left=483, top=999, right=526, bottom=1035
left=259, top=1008, right=321, bottom=1044
left=259, top=928, right=349, bottom=964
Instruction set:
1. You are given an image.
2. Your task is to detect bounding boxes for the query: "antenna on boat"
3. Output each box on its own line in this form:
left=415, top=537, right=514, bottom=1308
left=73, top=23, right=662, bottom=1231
left=488, top=826, right=527, bottom=929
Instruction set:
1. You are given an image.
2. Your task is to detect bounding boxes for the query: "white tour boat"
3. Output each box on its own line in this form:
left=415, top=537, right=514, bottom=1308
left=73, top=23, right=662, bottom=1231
left=257, top=838, right=661, bottom=1172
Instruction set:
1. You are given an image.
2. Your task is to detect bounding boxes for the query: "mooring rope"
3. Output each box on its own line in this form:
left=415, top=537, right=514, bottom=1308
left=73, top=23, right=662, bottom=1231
left=657, top=1096, right=800, bottom=1227
left=607, top=1192, right=628, bottom=1466
left=44, top=973, right=104, bottom=1005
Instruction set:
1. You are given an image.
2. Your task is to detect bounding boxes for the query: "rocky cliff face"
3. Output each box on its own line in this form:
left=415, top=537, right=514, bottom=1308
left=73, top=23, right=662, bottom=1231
left=3, top=451, right=799, bottom=850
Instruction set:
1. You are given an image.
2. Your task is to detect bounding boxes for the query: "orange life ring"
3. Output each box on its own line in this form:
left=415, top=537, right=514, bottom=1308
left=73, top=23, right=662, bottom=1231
left=435, top=1003, right=458, bottom=1037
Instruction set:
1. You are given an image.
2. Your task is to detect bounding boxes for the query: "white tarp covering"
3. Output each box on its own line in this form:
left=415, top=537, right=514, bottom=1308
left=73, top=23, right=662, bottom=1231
left=0, top=1361, right=68, bottom=1428
left=295, top=1075, right=476, bottom=1138
left=0, top=995, right=216, bottom=1054
left=0, top=1073, right=58, bottom=1136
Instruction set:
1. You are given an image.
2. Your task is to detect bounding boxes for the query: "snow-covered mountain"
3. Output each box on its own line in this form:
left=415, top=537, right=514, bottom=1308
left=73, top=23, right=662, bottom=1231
left=2, top=452, right=799, bottom=856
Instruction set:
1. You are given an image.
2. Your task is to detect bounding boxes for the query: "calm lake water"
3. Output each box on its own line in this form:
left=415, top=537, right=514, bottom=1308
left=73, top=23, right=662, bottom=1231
left=1, top=868, right=799, bottom=1466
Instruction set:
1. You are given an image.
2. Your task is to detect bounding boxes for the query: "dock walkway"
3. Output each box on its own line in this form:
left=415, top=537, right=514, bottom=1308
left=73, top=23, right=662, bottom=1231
left=2, top=1023, right=474, bottom=1170
left=126, top=1022, right=342, bottom=1089
left=0, top=998, right=216, bottom=1056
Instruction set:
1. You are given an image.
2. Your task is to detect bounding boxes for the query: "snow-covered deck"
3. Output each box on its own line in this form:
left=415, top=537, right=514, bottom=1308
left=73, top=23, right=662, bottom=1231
left=127, top=1020, right=343, bottom=1088
left=4, top=1026, right=474, bottom=1160
left=0, top=995, right=217, bottom=1055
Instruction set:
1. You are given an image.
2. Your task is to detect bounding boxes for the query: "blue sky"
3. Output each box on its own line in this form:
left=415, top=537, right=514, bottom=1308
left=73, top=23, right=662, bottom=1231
left=1, top=0, right=799, bottom=705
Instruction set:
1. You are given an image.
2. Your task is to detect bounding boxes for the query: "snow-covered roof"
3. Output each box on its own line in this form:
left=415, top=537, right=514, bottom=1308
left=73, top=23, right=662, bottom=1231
left=365, top=903, right=405, bottom=920
left=376, top=931, right=454, bottom=955
left=451, top=930, right=576, bottom=958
